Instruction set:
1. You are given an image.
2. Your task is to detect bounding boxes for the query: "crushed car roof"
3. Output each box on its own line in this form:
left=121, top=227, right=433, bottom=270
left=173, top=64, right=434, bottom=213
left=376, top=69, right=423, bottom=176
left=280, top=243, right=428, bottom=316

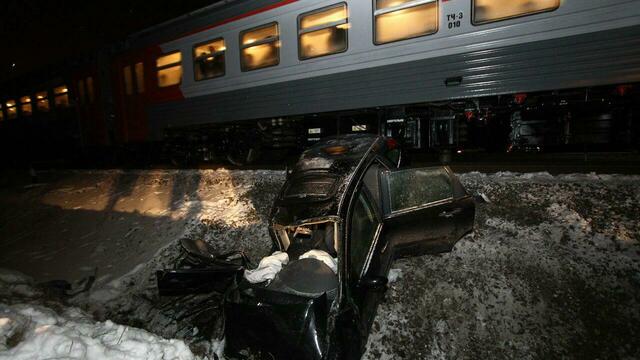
left=271, top=134, right=381, bottom=225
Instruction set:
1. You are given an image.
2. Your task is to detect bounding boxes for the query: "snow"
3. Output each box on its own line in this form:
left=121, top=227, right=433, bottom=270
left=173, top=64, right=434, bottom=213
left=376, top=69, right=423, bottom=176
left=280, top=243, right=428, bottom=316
left=0, top=304, right=195, bottom=359
left=1, top=169, right=639, bottom=359
left=0, top=269, right=195, bottom=359
left=364, top=171, right=640, bottom=359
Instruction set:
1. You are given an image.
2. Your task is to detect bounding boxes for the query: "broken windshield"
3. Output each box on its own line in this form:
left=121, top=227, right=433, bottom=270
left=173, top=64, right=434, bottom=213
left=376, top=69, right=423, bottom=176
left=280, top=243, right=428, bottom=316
left=282, top=174, right=337, bottom=200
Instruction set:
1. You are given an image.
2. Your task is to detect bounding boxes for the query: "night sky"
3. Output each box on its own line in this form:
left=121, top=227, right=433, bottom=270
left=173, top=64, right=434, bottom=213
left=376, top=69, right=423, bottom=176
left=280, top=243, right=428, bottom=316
left=0, top=0, right=221, bottom=82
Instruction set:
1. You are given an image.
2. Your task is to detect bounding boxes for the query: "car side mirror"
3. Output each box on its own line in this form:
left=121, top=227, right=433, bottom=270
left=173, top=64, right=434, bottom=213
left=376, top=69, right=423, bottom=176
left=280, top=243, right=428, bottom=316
left=360, top=276, right=388, bottom=291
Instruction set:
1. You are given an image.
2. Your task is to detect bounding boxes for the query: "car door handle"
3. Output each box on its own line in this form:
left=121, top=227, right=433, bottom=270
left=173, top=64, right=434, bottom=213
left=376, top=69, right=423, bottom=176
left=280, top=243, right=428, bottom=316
left=439, top=208, right=462, bottom=218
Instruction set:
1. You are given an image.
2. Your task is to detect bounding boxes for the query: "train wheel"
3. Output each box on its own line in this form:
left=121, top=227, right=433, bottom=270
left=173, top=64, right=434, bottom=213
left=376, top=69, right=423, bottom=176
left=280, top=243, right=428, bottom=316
left=225, top=133, right=262, bottom=166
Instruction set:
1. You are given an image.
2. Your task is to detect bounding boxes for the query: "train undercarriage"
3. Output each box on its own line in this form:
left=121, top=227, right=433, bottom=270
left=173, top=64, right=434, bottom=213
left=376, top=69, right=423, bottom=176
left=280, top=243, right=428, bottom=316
left=162, top=83, right=639, bottom=166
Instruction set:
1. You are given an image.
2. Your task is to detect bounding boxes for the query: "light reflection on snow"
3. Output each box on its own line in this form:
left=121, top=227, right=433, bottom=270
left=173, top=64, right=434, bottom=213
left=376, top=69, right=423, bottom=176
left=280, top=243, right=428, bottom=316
left=38, top=169, right=252, bottom=225
left=35, top=324, right=51, bottom=333
left=41, top=171, right=178, bottom=217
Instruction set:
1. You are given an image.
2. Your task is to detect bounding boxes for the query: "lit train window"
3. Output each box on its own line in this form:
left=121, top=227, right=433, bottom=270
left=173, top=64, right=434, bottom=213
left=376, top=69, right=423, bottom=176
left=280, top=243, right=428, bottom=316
left=473, top=0, right=559, bottom=25
left=135, top=62, right=145, bottom=93
left=156, top=52, right=183, bottom=87
left=54, top=86, right=70, bottom=108
left=298, top=3, right=348, bottom=60
left=86, top=77, right=95, bottom=103
left=35, top=91, right=50, bottom=112
left=194, top=38, right=226, bottom=81
left=240, top=22, right=279, bottom=71
left=374, top=0, right=438, bottom=45
left=123, top=66, right=134, bottom=95
left=20, top=96, right=33, bottom=116
left=6, top=100, right=17, bottom=119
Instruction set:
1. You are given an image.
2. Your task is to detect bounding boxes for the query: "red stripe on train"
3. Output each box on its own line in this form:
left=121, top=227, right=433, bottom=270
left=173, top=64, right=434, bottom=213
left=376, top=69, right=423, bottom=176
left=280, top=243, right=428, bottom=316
left=176, top=0, right=298, bottom=41
left=147, top=0, right=298, bottom=104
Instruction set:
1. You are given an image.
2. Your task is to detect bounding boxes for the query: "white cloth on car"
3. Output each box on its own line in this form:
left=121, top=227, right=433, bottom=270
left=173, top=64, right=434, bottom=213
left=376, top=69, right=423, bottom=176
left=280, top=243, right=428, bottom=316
left=244, top=251, right=289, bottom=284
left=299, top=250, right=337, bottom=274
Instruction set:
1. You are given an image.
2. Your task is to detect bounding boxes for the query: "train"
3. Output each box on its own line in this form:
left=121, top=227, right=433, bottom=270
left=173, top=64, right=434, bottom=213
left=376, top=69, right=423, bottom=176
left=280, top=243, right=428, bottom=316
left=1, top=0, right=639, bottom=166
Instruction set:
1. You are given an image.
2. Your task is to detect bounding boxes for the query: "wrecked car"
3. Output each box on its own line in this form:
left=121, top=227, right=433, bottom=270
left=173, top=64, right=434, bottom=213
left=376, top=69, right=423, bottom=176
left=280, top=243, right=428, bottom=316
left=157, top=134, right=475, bottom=358
left=221, top=134, right=475, bottom=359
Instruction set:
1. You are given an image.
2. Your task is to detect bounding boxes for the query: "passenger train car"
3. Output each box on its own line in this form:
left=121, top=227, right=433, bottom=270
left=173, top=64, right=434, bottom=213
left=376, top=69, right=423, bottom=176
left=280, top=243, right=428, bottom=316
left=1, top=0, right=640, bottom=165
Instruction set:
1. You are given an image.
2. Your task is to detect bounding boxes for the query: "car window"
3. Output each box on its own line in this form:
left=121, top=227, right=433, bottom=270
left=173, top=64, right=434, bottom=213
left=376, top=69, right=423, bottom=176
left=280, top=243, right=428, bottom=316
left=387, top=167, right=452, bottom=212
left=362, top=163, right=381, bottom=207
left=349, top=190, right=379, bottom=281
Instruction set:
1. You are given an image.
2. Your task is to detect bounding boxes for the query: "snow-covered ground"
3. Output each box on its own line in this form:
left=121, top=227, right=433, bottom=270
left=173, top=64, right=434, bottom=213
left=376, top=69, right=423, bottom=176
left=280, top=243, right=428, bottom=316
left=1, top=169, right=639, bottom=359
left=0, top=269, right=196, bottom=359
left=365, top=172, right=640, bottom=359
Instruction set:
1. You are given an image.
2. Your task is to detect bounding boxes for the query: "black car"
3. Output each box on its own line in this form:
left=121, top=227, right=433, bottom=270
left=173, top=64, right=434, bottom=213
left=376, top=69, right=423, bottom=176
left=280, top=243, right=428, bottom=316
left=221, top=134, right=475, bottom=359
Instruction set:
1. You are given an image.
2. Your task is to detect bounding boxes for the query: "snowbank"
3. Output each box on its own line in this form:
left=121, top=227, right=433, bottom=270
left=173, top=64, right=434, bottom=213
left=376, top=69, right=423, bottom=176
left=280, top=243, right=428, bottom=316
left=0, top=304, right=195, bottom=359
left=0, top=268, right=196, bottom=360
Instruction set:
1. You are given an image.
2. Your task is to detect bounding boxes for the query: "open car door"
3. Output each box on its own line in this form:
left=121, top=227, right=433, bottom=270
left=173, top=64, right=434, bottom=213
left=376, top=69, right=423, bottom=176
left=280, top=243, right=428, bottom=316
left=380, top=166, right=474, bottom=257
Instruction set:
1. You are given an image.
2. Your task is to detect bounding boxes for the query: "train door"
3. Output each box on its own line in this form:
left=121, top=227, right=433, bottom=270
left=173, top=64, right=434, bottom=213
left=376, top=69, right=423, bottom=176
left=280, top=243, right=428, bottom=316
left=114, top=55, right=148, bottom=144
left=73, top=69, right=107, bottom=148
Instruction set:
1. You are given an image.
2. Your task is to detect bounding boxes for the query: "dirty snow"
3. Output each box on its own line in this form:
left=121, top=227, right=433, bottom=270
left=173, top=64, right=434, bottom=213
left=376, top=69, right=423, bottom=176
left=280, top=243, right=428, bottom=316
left=1, top=169, right=639, bottom=359
left=364, top=171, right=640, bottom=359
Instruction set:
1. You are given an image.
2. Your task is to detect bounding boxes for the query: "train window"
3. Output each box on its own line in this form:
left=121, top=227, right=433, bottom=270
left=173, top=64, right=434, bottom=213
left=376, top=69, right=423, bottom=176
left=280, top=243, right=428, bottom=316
left=54, top=86, right=70, bottom=108
left=6, top=100, right=17, bottom=119
left=374, top=0, right=438, bottom=45
left=86, top=77, right=95, bottom=103
left=20, top=96, right=33, bottom=116
left=473, top=0, right=559, bottom=25
left=298, top=3, right=348, bottom=60
left=240, top=22, right=279, bottom=71
left=156, top=52, right=182, bottom=87
left=35, top=91, right=50, bottom=112
left=194, top=38, right=226, bottom=81
left=123, top=66, right=134, bottom=95
left=135, top=62, right=145, bottom=93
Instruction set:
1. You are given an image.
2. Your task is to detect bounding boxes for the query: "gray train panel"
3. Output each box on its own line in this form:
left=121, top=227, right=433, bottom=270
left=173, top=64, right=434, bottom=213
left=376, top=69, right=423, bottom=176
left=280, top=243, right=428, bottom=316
left=156, top=0, right=640, bottom=99
left=148, top=24, right=640, bottom=140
